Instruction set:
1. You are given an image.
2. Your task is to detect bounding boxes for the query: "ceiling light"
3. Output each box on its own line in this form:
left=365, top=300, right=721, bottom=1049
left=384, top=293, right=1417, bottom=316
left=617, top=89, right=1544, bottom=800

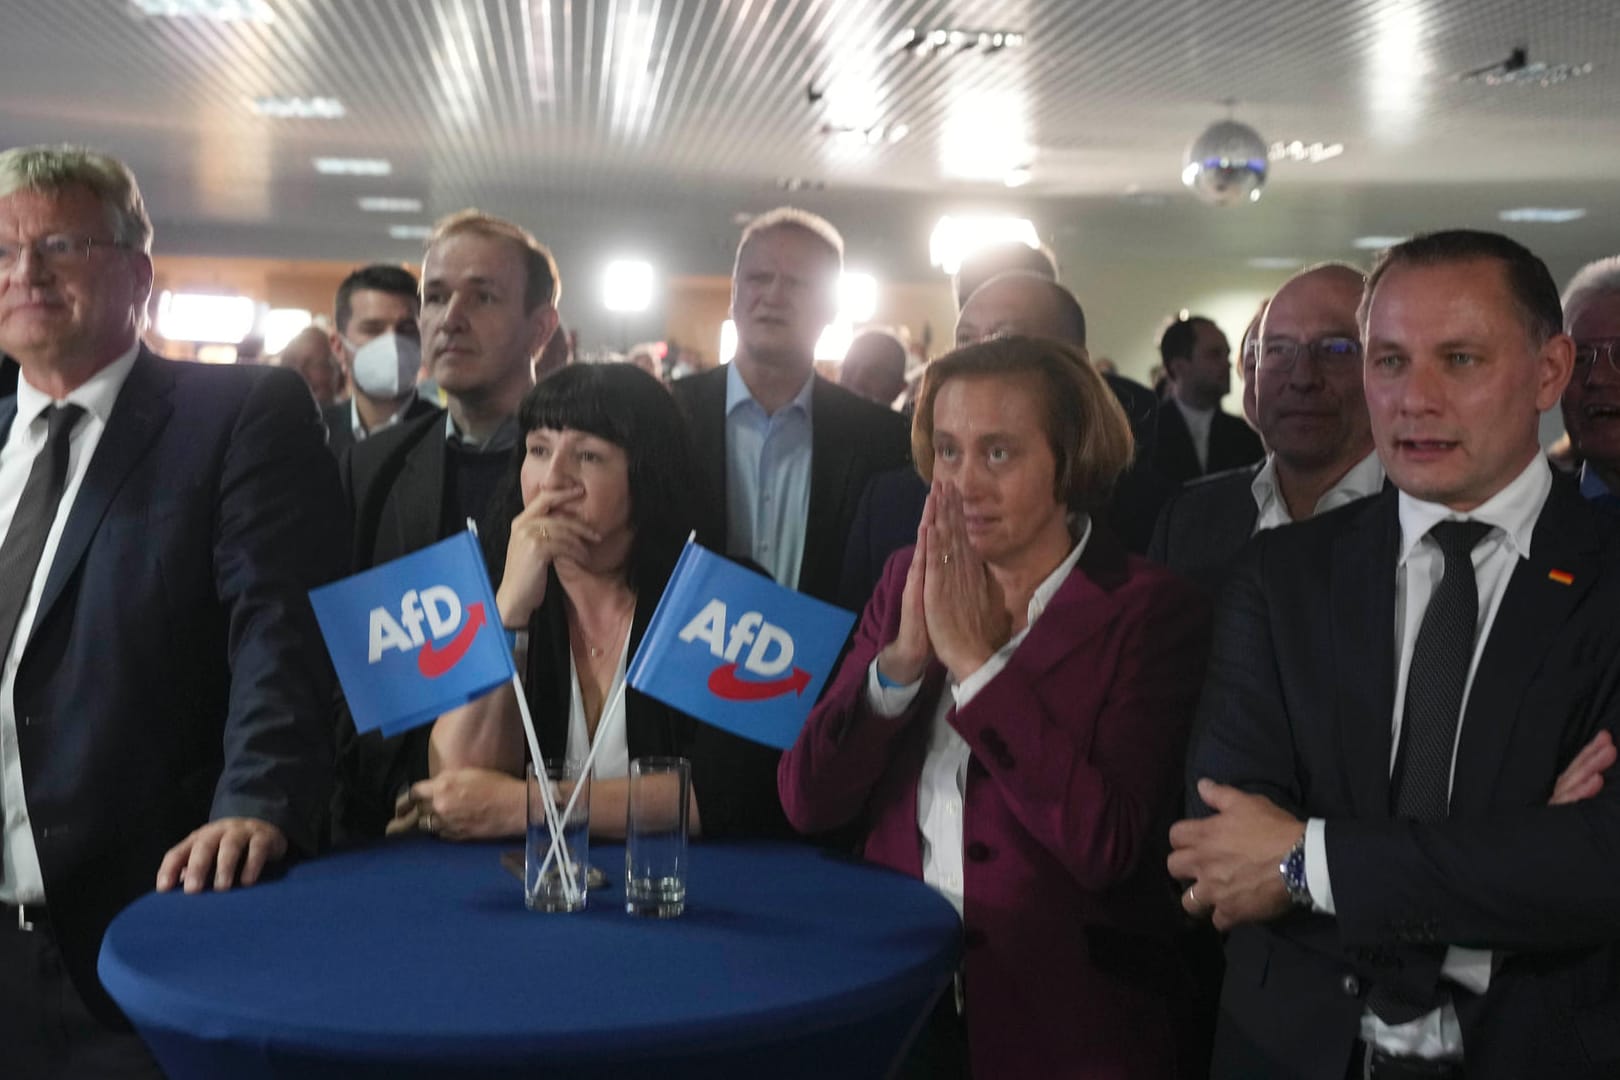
left=839, top=272, right=879, bottom=323
left=603, top=260, right=655, bottom=314
left=132, top=0, right=274, bottom=21
left=358, top=196, right=424, bottom=213
left=720, top=319, right=738, bottom=365
left=313, top=157, right=392, bottom=177
left=1498, top=207, right=1586, bottom=223
left=1183, top=118, right=1269, bottom=207
left=263, top=308, right=313, bottom=354
left=1003, top=165, right=1032, bottom=189
left=1458, top=47, right=1593, bottom=88
left=388, top=225, right=432, bottom=240
left=1268, top=140, right=1344, bottom=164
left=1353, top=235, right=1407, bottom=250
left=250, top=96, right=344, bottom=119
left=890, top=27, right=1025, bottom=57
left=929, top=216, right=1039, bottom=276
left=815, top=322, right=854, bottom=363
left=156, top=292, right=257, bottom=344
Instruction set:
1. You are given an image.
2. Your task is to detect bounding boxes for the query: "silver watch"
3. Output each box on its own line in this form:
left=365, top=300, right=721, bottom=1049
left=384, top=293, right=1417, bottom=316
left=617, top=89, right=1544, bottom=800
left=1280, top=834, right=1312, bottom=908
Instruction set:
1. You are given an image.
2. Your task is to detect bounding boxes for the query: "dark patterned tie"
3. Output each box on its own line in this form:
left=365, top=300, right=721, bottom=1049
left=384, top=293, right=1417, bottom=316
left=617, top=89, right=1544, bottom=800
left=1369, top=518, right=1492, bottom=1024
left=0, top=403, right=85, bottom=662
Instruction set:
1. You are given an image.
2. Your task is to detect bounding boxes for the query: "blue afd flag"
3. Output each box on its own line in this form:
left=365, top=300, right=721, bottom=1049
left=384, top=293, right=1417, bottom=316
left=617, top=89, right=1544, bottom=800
left=628, top=541, right=857, bottom=750
left=309, top=531, right=514, bottom=737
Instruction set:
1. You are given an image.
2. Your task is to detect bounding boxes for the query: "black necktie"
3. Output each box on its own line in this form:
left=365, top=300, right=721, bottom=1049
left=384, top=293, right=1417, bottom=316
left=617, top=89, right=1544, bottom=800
left=0, top=403, right=86, bottom=662
left=1369, top=517, right=1492, bottom=1025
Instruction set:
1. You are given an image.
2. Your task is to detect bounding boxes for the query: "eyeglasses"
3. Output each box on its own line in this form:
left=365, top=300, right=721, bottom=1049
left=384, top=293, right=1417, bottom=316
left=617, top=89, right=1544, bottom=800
left=0, top=233, right=132, bottom=274
left=1573, top=339, right=1620, bottom=377
left=1258, top=335, right=1363, bottom=372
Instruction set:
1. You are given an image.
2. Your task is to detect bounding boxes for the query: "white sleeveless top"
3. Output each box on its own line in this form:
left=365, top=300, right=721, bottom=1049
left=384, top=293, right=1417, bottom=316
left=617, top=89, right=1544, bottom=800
left=564, top=629, right=632, bottom=780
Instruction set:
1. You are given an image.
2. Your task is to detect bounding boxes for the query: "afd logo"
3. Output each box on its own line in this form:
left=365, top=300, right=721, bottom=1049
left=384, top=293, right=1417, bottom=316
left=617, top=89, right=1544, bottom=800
left=678, top=599, right=811, bottom=701
left=368, top=586, right=489, bottom=678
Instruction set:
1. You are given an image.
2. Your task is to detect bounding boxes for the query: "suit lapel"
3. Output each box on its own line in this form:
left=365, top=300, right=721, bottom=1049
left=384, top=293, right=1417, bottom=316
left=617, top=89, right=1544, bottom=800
left=800, top=377, right=856, bottom=597
left=393, top=421, right=446, bottom=551
left=1331, top=490, right=1401, bottom=817
left=1450, top=477, right=1599, bottom=816
left=1006, top=528, right=1131, bottom=678
left=687, top=368, right=729, bottom=549
left=0, top=396, right=16, bottom=444
left=33, top=349, right=174, bottom=636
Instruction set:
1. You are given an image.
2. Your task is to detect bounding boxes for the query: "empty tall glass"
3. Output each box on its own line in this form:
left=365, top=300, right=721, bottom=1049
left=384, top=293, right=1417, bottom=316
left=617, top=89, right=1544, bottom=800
left=625, top=756, right=689, bottom=918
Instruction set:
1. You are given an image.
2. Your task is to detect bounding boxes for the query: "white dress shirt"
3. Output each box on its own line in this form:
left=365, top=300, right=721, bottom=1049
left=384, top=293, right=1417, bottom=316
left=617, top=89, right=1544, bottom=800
left=863, top=517, right=1091, bottom=916
left=0, top=344, right=140, bottom=904
left=564, top=632, right=632, bottom=782
left=723, top=362, right=813, bottom=590
left=348, top=396, right=416, bottom=442
left=1250, top=450, right=1385, bottom=534
left=1172, top=398, right=1215, bottom=472
left=1303, top=453, right=1552, bottom=1060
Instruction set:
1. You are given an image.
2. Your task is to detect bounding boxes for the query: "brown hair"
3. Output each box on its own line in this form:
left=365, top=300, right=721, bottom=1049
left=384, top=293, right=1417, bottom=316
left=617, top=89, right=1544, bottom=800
left=426, top=209, right=561, bottom=311
left=912, top=335, right=1133, bottom=512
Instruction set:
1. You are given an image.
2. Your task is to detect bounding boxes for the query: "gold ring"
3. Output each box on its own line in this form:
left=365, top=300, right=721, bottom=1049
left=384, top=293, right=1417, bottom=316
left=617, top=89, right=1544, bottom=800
left=419, top=809, right=436, bottom=833
left=1187, top=885, right=1199, bottom=908
left=540, top=527, right=549, bottom=540
left=941, top=552, right=951, bottom=565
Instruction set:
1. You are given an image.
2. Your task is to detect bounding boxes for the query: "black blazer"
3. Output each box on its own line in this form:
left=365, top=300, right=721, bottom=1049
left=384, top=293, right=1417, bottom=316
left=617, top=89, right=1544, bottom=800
left=1152, top=400, right=1263, bottom=487
left=524, top=566, right=790, bottom=839
left=1147, top=463, right=1262, bottom=591
left=0, top=351, right=346, bottom=1024
left=670, top=367, right=910, bottom=606
left=321, top=395, right=440, bottom=459
left=1189, top=475, right=1620, bottom=1079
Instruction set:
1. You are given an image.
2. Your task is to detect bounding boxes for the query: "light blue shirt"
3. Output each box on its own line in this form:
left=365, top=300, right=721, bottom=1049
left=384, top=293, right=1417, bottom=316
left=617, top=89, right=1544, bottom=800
left=724, top=363, right=813, bottom=589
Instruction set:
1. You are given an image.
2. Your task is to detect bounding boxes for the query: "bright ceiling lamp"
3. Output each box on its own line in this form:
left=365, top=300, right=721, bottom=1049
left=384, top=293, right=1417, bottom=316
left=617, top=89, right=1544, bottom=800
left=839, top=272, right=878, bottom=324
left=156, top=292, right=257, bottom=344
left=719, top=319, right=738, bottom=365
left=929, top=215, right=1038, bottom=276
left=815, top=322, right=854, bottom=363
left=603, top=260, right=655, bottom=313
left=263, top=308, right=314, bottom=354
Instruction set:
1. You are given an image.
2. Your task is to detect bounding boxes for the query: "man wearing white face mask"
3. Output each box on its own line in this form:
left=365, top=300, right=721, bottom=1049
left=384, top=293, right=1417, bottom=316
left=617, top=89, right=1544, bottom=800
left=323, top=264, right=439, bottom=458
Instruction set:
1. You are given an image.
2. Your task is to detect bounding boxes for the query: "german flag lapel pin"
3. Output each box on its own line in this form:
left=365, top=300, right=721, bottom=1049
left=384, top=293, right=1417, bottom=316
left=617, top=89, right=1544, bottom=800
left=1548, top=569, right=1575, bottom=586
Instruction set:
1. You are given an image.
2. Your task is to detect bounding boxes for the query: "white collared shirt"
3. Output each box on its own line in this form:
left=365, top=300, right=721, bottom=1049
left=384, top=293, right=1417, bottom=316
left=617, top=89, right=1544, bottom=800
left=723, top=362, right=814, bottom=590
left=1304, top=453, right=1552, bottom=1060
left=0, top=343, right=141, bottom=904
left=349, top=396, right=416, bottom=442
left=1250, top=450, right=1385, bottom=534
left=1172, top=397, right=1215, bottom=472
left=864, top=517, right=1092, bottom=916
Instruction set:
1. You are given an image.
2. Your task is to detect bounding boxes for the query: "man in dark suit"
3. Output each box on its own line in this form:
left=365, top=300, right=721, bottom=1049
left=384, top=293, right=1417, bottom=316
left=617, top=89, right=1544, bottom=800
left=0, top=147, right=344, bottom=1074
left=323, top=263, right=438, bottom=458
left=1153, top=314, right=1264, bottom=485
left=1559, top=256, right=1620, bottom=501
left=1150, top=264, right=1382, bottom=589
left=1169, top=230, right=1620, bottom=1079
left=671, top=207, right=909, bottom=605
left=333, top=211, right=559, bottom=844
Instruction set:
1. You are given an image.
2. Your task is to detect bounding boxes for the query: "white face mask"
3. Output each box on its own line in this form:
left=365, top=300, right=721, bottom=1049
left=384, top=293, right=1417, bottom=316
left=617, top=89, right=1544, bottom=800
left=347, top=332, right=422, bottom=399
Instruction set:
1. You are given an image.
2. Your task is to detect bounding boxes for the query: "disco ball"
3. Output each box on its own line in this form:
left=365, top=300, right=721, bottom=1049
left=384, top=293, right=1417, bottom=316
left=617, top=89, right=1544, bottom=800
left=1181, top=120, right=1269, bottom=207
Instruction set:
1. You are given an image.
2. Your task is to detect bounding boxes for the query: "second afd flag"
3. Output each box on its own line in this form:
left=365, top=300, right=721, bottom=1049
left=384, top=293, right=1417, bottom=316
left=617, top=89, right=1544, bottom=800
left=309, top=531, right=515, bottom=737
left=628, top=541, right=856, bottom=750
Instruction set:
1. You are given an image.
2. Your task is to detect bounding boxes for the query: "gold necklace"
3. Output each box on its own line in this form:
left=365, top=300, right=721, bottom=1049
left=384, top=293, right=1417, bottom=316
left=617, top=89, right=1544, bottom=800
left=571, top=601, right=633, bottom=660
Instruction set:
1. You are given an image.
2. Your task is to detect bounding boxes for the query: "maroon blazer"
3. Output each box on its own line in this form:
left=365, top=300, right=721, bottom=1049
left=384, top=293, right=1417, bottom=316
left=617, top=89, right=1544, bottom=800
left=779, top=531, right=1211, bottom=1079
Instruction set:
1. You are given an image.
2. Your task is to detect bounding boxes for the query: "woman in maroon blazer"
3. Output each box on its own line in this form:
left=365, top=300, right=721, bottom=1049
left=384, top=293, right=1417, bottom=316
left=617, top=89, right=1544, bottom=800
left=779, top=335, right=1212, bottom=1079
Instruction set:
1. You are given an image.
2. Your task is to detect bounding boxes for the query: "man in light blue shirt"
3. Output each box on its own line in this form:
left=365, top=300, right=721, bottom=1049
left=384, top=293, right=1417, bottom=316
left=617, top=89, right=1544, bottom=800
left=1559, top=256, right=1620, bottom=501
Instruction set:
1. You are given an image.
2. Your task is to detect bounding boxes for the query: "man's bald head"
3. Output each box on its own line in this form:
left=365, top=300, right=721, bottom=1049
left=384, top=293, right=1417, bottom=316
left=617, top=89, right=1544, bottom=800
left=954, top=272, right=1087, bottom=350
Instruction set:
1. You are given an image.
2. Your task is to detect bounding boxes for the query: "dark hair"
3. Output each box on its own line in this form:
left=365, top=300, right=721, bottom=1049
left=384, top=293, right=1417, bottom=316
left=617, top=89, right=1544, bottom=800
left=429, top=209, right=561, bottom=312
left=912, top=335, right=1133, bottom=513
left=1361, top=229, right=1563, bottom=345
left=335, top=264, right=419, bottom=334
left=1159, top=315, right=1215, bottom=369
left=954, top=242, right=1058, bottom=309
left=483, top=363, right=697, bottom=598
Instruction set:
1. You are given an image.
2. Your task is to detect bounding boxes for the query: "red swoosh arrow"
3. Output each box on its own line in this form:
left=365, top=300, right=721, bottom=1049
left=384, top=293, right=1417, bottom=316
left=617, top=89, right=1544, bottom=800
left=707, top=663, right=812, bottom=701
left=417, top=602, right=487, bottom=678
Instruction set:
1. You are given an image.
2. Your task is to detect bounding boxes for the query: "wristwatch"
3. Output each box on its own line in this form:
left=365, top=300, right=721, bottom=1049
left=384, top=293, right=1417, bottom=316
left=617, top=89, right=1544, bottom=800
left=1280, top=833, right=1312, bottom=908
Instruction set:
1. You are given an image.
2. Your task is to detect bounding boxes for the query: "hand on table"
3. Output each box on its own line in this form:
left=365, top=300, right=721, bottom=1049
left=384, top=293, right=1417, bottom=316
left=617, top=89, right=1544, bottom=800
left=1168, top=780, right=1304, bottom=932
left=157, top=817, right=287, bottom=893
left=388, top=767, right=525, bottom=841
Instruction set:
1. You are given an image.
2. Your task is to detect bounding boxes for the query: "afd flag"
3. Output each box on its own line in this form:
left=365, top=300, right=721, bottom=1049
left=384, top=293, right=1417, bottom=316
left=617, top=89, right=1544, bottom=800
left=628, top=541, right=857, bottom=750
left=309, top=531, right=515, bottom=737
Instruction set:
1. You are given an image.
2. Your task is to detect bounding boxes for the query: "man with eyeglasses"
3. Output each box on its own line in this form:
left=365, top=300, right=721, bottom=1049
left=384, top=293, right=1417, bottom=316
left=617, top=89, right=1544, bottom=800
left=1151, top=264, right=1382, bottom=588
left=0, top=145, right=344, bottom=1074
left=1559, top=256, right=1620, bottom=501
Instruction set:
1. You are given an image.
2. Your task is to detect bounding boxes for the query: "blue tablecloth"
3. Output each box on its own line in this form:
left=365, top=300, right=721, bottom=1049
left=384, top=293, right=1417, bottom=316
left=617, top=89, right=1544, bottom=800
left=98, top=839, right=961, bottom=1079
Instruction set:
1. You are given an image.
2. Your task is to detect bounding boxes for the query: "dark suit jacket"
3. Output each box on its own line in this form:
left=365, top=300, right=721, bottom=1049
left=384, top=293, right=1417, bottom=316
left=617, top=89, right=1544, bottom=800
left=669, top=367, right=910, bottom=606
left=0, top=350, right=346, bottom=1023
left=1147, top=463, right=1262, bottom=591
left=1152, top=399, right=1263, bottom=487
left=1189, top=475, right=1620, bottom=1079
left=781, top=536, right=1212, bottom=1079
left=330, top=407, right=461, bottom=844
left=321, top=396, right=440, bottom=459
left=524, top=564, right=790, bottom=839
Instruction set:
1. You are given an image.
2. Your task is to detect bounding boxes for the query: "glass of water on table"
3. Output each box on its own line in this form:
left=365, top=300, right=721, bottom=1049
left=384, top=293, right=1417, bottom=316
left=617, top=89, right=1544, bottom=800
left=625, top=757, right=689, bottom=918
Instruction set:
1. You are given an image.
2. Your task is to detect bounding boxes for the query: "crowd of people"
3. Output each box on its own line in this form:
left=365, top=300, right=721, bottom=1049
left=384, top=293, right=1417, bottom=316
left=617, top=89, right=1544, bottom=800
left=1, top=141, right=1619, bottom=1080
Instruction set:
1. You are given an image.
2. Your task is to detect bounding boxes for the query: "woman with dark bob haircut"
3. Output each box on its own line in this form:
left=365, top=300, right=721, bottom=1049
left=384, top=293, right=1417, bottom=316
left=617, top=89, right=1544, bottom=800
left=779, top=336, right=1212, bottom=1078
left=398, top=363, right=788, bottom=842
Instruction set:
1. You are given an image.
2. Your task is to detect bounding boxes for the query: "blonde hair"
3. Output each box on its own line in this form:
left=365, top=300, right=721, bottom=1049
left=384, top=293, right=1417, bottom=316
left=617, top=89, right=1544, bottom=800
left=426, top=209, right=560, bottom=310
left=0, top=145, right=153, bottom=253
left=734, top=206, right=844, bottom=273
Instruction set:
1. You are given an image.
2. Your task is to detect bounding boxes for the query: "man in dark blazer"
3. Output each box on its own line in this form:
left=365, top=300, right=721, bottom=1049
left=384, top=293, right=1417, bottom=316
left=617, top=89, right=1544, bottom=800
left=0, top=148, right=344, bottom=1074
left=671, top=207, right=909, bottom=606
left=333, top=211, right=559, bottom=845
left=1150, top=264, right=1382, bottom=590
left=1169, top=231, right=1620, bottom=1079
left=1153, top=315, right=1264, bottom=485
left=322, top=263, right=438, bottom=458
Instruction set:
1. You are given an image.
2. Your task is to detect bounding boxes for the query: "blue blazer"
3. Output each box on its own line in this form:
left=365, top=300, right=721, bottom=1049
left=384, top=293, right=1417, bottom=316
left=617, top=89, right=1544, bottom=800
left=0, top=349, right=347, bottom=1024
